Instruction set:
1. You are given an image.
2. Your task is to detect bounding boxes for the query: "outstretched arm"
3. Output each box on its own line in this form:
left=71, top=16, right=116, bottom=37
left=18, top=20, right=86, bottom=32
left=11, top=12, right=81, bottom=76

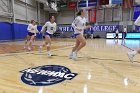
left=41, top=22, right=48, bottom=33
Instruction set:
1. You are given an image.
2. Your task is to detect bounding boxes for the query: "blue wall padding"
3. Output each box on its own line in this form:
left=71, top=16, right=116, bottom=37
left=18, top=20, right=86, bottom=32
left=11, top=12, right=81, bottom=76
left=0, top=22, right=12, bottom=40
left=13, top=23, right=28, bottom=39
left=36, top=26, right=42, bottom=39
left=0, top=22, right=43, bottom=41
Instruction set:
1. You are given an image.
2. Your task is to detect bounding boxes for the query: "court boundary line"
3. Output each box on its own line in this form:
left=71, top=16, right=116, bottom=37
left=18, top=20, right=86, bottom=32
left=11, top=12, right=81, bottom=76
left=0, top=45, right=74, bottom=57
left=0, top=43, right=139, bottom=86
left=78, top=52, right=138, bottom=86
left=0, top=44, right=139, bottom=64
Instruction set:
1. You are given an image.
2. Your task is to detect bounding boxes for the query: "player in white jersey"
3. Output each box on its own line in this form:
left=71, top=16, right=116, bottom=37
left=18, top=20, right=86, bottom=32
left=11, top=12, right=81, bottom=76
left=41, top=16, right=57, bottom=57
left=123, top=26, right=127, bottom=39
left=127, top=15, right=140, bottom=63
left=114, top=29, right=119, bottom=39
left=70, top=9, right=91, bottom=60
left=24, top=20, right=39, bottom=51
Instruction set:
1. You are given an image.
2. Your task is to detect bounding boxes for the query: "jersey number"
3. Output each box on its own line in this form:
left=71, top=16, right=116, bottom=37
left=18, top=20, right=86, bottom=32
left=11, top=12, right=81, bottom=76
left=51, top=27, right=54, bottom=30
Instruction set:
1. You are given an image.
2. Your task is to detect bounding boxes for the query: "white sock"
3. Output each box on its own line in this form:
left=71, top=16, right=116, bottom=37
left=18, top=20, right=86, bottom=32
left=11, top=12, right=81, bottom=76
left=73, top=52, right=76, bottom=54
left=73, top=51, right=78, bottom=55
left=74, top=51, right=77, bottom=53
left=70, top=52, right=73, bottom=55
left=48, top=51, right=51, bottom=54
left=131, top=51, right=137, bottom=55
left=39, top=45, right=42, bottom=49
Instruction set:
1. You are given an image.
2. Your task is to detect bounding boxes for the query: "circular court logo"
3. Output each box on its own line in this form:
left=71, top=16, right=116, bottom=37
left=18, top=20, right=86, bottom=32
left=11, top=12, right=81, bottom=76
left=20, top=65, right=78, bottom=86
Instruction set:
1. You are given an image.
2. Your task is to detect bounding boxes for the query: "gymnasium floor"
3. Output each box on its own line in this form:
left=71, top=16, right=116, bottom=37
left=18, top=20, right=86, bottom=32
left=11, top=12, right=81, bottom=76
left=0, top=39, right=140, bottom=93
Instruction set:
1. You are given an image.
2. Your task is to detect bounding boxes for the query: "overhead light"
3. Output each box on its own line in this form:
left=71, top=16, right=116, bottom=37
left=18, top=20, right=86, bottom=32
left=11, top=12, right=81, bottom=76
left=46, top=1, right=49, bottom=6
left=50, top=2, right=58, bottom=11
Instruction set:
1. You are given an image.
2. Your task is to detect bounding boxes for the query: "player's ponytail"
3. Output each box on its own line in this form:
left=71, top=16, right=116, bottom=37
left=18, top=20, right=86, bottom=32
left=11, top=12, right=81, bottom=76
left=30, top=20, right=35, bottom=24
left=49, top=16, right=54, bottom=21
left=76, top=9, right=84, bottom=16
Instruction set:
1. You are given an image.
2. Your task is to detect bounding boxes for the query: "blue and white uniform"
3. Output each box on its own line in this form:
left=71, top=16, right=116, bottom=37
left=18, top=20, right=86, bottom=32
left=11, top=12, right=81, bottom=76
left=41, top=21, right=57, bottom=37
left=72, top=16, right=87, bottom=37
left=27, top=24, right=38, bottom=36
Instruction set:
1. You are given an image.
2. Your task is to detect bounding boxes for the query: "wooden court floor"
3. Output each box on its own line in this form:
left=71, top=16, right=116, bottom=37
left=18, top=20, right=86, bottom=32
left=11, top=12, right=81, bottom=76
left=0, top=39, right=140, bottom=93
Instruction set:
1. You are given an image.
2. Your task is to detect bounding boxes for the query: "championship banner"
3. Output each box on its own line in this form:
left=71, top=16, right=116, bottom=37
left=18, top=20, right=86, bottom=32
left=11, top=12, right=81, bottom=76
left=88, top=0, right=97, bottom=7
left=97, top=9, right=104, bottom=22
left=111, top=0, right=122, bottom=4
left=88, top=9, right=96, bottom=23
left=68, top=2, right=77, bottom=8
left=78, top=0, right=97, bottom=8
left=99, top=0, right=109, bottom=5
left=123, top=0, right=133, bottom=9
left=105, top=8, right=113, bottom=22
left=133, top=5, right=140, bottom=21
left=78, top=1, right=86, bottom=8
left=113, top=8, right=122, bottom=21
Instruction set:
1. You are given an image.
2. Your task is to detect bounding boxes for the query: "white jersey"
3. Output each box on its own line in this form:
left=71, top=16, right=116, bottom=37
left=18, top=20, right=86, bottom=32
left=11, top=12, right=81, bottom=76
left=27, top=24, right=38, bottom=34
left=41, top=21, right=57, bottom=34
left=72, top=16, right=87, bottom=34
left=134, top=15, right=140, bottom=26
left=124, top=27, right=127, bottom=33
left=116, top=29, right=119, bottom=34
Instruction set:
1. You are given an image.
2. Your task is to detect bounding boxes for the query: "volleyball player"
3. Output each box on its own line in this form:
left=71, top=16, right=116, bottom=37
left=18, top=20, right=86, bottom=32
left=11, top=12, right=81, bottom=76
left=127, top=15, right=140, bottom=62
left=114, top=29, right=119, bottom=39
left=39, top=24, right=47, bottom=52
left=69, top=9, right=91, bottom=60
left=24, top=20, right=39, bottom=51
left=41, top=16, right=57, bottom=57
left=123, top=26, right=127, bottom=39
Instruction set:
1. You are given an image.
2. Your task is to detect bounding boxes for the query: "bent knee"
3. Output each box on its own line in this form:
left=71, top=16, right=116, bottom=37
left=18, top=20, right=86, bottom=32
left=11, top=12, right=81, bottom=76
left=81, top=41, right=86, bottom=46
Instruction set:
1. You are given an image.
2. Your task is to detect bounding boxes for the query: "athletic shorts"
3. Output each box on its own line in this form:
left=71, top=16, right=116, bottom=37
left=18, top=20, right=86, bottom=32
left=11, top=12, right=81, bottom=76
left=43, top=36, right=45, bottom=39
left=28, top=32, right=35, bottom=36
left=74, top=33, right=81, bottom=38
left=44, top=32, right=52, bottom=37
